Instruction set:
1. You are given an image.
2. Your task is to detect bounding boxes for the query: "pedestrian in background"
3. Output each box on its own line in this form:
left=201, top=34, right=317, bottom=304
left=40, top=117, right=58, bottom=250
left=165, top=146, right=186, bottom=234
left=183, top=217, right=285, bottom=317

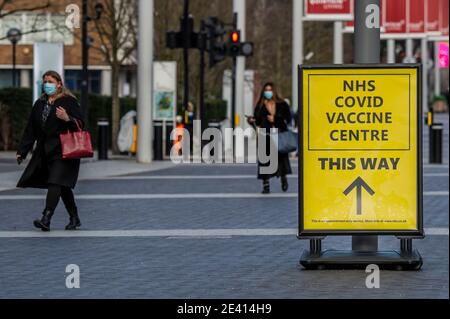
left=16, top=70, right=84, bottom=231
left=250, top=82, right=292, bottom=194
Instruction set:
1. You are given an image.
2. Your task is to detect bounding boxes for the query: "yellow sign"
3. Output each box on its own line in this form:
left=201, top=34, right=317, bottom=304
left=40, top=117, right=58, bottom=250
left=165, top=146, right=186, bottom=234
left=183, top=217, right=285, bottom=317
left=298, top=65, right=423, bottom=236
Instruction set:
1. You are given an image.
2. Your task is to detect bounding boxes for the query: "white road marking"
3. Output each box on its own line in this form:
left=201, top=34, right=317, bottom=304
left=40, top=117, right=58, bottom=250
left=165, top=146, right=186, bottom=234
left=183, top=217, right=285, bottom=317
left=0, top=193, right=296, bottom=200
left=423, top=173, right=449, bottom=177
left=190, top=163, right=450, bottom=169
left=289, top=163, right=449, bottom=168
left=0, top=227, right=446, bottom=238
left=0, top=191, right=447, bottom=200
left=423, top=191, right=449, bottom=196
left=102, top=173, right=449, bottom=180
left=104, top=175, right=258, bottom=180
left=424, top=228, right=450, bottom=236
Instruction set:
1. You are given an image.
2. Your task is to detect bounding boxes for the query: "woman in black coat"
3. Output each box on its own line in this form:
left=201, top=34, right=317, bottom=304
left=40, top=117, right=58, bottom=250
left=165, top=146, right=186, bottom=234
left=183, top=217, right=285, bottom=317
left=249, top=82, right=292, bottom=194
left=16, top=70, right=84, bottom=231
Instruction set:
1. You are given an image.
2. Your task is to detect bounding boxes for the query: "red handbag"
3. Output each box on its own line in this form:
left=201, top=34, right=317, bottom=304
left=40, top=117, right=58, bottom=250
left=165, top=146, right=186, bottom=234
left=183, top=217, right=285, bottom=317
left=59, top=119, right=94, bottom=159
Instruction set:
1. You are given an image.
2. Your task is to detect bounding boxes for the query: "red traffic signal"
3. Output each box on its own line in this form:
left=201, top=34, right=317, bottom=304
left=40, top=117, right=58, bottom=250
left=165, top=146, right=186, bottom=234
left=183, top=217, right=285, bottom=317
left=231, top=31, right=239, bottom=43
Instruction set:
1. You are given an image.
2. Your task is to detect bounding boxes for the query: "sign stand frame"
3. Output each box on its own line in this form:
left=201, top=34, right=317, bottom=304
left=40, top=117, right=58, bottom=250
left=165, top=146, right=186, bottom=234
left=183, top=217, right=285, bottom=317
left=297, top=63, right=424, bottom=270
left=298, top=0, right=424, bottom=271
left=299, top=236, right=423, bottom=270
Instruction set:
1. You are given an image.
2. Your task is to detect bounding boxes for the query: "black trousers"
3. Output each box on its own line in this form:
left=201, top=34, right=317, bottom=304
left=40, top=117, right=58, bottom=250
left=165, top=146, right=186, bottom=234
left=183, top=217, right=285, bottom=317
left=45, top=183, right=76, bottom=212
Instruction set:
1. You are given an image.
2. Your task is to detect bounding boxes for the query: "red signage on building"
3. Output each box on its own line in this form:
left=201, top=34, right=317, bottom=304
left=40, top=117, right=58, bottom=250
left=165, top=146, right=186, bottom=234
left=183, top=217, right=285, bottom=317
left=344, top=0, right=444, bottom=38
left=426, top=0, right=440, bottom=33
left=439, top=0, right=449, bottom=36
left=304, top=0, right=353, bottom=20
left=408, top=0, right=425, bottom=33
left=383, top=0, right=407, bottom=33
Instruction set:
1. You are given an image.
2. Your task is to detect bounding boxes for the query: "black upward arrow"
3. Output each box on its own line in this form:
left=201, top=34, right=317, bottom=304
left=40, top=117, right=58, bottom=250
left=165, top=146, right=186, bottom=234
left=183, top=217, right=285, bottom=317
left=343, top=177, right=375, bottom=215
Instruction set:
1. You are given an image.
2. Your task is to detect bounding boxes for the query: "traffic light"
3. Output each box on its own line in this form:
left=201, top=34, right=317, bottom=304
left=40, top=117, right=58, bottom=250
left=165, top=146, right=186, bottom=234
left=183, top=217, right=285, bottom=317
left=166, top=31, right=180, bottom=49
left=226, top=30, right=253, bottom=58
left=204, top=17, right=227, bottom=68
left=166, top=15, right=198, bottom=49
left=228, top=30, right=241, bottom=57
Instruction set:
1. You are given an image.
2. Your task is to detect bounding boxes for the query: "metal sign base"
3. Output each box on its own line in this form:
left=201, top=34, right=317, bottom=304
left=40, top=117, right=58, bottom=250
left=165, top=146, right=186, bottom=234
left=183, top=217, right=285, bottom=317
left=299, top=239, right=423, bottom=270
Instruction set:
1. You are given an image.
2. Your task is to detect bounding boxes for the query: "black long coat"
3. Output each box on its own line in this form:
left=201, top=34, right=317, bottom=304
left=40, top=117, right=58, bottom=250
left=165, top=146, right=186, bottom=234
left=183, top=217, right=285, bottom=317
left=254, top=101, right=293, bottom=180
left=16, top=95, right=84, bottom=189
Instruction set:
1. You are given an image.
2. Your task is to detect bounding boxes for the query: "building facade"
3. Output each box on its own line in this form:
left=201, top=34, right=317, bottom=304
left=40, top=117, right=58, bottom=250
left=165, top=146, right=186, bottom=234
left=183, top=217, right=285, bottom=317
left=0, top=0, right=137, bottom=97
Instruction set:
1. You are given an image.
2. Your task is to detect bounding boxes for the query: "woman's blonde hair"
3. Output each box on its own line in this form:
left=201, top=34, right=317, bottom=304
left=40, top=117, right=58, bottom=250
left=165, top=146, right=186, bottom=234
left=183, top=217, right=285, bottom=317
left=41, top=70, right=75, bottom=100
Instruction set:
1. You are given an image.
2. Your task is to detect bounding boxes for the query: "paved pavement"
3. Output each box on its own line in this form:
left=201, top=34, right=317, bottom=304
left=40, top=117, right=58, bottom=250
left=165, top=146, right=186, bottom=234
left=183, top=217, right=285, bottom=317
left=0, top=116, right=448, bottom=298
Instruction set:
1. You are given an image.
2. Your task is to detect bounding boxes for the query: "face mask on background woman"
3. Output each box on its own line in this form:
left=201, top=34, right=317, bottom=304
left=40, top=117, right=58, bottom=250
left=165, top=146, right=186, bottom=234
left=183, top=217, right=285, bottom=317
left=264, top=91, right=273, bottom=100
left=43, top=83, right=57, bottom=96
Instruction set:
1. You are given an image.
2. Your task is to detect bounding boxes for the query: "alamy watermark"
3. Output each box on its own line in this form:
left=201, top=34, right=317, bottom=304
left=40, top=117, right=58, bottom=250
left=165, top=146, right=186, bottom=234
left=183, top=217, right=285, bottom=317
left=65, top=264, right=80, bottom=289
left=65, top=4, right=81, bottom=29
left=365, top=264, right=380, bottom=289
left=169, top=120, right=279, bottom=175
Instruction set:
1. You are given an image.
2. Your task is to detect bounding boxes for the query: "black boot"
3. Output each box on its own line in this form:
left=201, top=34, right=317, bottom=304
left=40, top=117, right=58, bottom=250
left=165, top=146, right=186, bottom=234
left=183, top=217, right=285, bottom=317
left=33, top=209, right=54, bottom=232
left=65, top=206, right=81, bottom=230
left=281, top=175, right=288, bottom=192
left=262, top=179, right=270, bottom=194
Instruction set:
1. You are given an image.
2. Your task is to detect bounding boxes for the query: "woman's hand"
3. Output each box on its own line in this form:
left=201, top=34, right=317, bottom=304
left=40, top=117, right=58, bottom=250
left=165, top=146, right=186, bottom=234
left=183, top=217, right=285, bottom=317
left=56, top=106, right=70, bottom=122
left=267, top=115, right=274, bottom=123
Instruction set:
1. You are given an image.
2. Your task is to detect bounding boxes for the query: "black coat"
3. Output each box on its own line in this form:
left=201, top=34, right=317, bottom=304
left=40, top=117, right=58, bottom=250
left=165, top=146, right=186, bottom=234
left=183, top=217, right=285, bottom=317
left=254, top=101, right=293, bottom=180
left=17, top=95, right=84, bottom=189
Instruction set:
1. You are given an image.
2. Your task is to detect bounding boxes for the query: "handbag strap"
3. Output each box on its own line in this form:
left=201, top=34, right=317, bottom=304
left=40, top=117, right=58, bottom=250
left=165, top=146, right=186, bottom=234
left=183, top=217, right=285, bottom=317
left=74, top=119, right=82, bottom=131
left=65, top=118, right=82, bottom=132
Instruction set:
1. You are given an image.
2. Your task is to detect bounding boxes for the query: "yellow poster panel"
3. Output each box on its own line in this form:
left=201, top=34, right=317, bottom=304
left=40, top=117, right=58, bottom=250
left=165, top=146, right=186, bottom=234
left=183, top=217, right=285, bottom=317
left=300, top=66, right=422, bottom=235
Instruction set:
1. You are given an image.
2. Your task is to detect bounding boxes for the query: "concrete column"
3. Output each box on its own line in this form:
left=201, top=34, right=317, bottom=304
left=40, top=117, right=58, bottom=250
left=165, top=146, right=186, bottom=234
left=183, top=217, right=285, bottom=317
left=119, top=71, right=127, bottom=97
left=101, top=69, right=112, bottom=96
left=353, top=0, right=381, bottom=252
left=434, top=41, right=441, bottom=96
left=20, top=69, right=31, bottom=88
left=354, top=0, right=380, bottom=64
left=333, top=21, right=344, bottom=64
left=387, top=39, right=395, bottom=63
left=137, top=0, right=154, bottom=163
left=406, top=39, right=414, bottom=60
left=292, top=0, right=304, bottom=111
left=421, top=38, right=429, bottom=111
left=131, top=70, right=137, bottom=98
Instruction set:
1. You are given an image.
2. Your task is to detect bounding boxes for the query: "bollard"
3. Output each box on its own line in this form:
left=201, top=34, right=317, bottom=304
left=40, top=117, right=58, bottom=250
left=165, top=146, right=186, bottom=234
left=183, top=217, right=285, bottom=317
left=429, top=123, right=443, bottom=164
left=165, top=122, right=174, bottom=157
left=97, top=118, right=109, bottom=160
left=154, top=122, right=163, bottom=161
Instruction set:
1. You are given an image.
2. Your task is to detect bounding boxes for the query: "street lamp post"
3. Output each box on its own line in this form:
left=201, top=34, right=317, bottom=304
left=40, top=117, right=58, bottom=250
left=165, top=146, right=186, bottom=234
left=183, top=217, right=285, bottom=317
left=81, top=1, right=103, bottom=128
left=182, top=0, right=190, bottom=125
left=7, top=28, right=22, bottom=88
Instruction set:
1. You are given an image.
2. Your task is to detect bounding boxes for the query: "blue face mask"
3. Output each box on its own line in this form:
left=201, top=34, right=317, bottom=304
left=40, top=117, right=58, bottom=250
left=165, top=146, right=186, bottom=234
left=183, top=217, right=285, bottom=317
left=43, top=83, right=57, bottom=96
left=264, top=91, right=273, bottom=100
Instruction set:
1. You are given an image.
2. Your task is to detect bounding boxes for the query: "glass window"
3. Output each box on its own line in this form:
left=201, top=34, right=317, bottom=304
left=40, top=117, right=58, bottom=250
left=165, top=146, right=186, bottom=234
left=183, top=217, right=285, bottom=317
left=90, top=70, right=101, bottom=94
left=0, top=13, right=74, bottom=45
left=22, top=13, right=48, bottom=43
left=0, top=70, right=21, bottom=89
left=49, top=15, right=74, bottom=44
left=64, top=70, right=102, bottom=94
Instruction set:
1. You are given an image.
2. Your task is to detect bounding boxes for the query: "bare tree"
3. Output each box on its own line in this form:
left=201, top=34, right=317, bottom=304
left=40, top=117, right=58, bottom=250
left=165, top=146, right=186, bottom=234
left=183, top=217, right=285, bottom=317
left=0, top=0, right=54, bottom=151
left=89, top=0, right=138, bottom=154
